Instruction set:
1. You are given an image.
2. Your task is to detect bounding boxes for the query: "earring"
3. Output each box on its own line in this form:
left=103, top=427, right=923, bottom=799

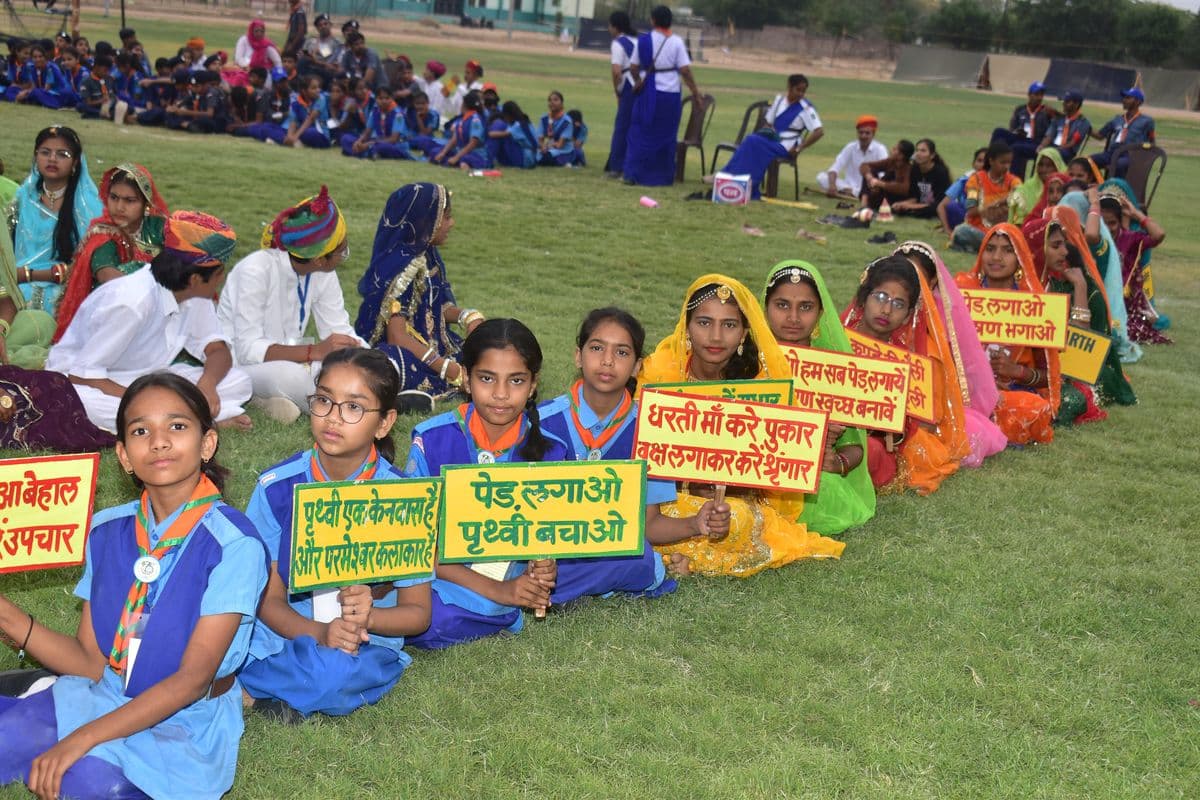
left=1014, top=267, right=1024, bottom=283
left=684, top=335, right=692, bottom=353
left=125, top=467, right=134, bottom=475
left=736, top=340, right=745, bottom=357
left=812, top=323, right=822, bottom=340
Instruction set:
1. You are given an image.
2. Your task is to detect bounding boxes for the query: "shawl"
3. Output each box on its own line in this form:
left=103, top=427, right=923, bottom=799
left=763, top=260, right=875, bottom=534
left=1057, top=190, right=1140, bottom=363
left=246, top=20, right=278, bottom=71
left=1008, top=147, right=1066, bottom=224
left=55, top=163, right=168, bottom=342
left=958, top=224, right=1061, bottom=415
left=639, top=273, right=801, bottom=520
left=11, top=152, right=102, bottom=272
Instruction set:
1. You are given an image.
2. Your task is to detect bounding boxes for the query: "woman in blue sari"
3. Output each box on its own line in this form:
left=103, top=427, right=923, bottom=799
left=622, top=5, right=703, bottom=186
left=9, top=126, right=102, bottom=319
left=716, top=74, right=823, bottom=200
left=354, top=183, right=486, bottom=400
left=604, top=11, right=637, bottom=177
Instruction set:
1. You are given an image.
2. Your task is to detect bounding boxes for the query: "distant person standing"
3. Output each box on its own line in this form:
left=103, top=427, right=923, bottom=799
left=284, top=0, right=307, bottom=60
left=622, top=5, right=703, bottom=186
left=604, top=11, right=637, bottom=178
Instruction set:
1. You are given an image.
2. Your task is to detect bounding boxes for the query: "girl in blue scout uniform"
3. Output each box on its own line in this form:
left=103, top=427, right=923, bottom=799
left=487, top=100, right=538, bottom=169
left=0, top=372, right=268, bottom=800
left=537, top=90, right=576, bottom=166
left=431, top=90, right=492, bottom=169
left=405, top=90, right=444, bottom=160
left=403, top=319, right=563, bottom=648
left=540, top=308, right=730, bottom=583
left=282, top=75, right=333, bottom=149
left=342, top=91, right=411, bottom=160
left=240, top=348, right=432, bottom=722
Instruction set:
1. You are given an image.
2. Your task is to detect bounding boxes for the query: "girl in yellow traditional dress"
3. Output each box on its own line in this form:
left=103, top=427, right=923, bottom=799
left=636, top=274, right=845, bottom=577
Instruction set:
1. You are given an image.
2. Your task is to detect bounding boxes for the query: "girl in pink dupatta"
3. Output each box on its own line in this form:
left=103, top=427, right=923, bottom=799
left=895, top=241, right=1006, bottom=467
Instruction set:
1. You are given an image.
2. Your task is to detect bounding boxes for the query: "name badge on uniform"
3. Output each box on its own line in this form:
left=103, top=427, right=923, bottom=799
left=133, top=555, right=162, bottom=583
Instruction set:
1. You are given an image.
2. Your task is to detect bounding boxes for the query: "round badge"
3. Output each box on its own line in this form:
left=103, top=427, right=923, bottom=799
left=133, top=555, right=161, bottom=583
left=587, top=448, right=603, bottom=461
left=477, top=451, right=495, bottom=464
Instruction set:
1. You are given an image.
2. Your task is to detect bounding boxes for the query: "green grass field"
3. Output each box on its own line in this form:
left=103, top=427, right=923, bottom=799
left=2, top=12, right=1199, bottom=798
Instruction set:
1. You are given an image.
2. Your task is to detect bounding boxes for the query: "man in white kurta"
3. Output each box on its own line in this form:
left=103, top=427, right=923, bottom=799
left=816, top=114, right=889, bottom=197
left=217, top=245, right=364, bottom=422
left=45, top=264, right=252, bottom=432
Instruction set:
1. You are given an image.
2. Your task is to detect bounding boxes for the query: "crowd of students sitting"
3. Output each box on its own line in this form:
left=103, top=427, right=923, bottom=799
left=0, top=19, right=589, bottom=169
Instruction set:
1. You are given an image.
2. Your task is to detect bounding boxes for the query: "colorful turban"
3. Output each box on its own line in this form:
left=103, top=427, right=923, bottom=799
left=855, top=115, right=878, bottom=130
left=163, top=210, right=237, bottom=267
left=426, top=60, right=446, bottom=79
left=260, top=185, right=346, bottom=260
left=465, top=59, right=481, bottom=72
left=186, top=37, right=205, bottom=50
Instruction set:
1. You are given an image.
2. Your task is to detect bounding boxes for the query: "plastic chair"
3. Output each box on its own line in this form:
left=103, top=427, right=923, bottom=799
left=674, top=93, right=716, bottom=183
left=708, top=100, right=768, bottom=175
left=1108, top=143, right=1167, bottom=211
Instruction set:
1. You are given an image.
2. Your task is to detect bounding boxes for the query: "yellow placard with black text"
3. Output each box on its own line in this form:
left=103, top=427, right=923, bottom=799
left=1059, top=327, right=1112, bottom=384
left=647, top=379, right=794, bottom=406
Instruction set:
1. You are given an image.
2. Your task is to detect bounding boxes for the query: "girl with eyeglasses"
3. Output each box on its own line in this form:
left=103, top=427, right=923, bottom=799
left=239, top=347, right=432, bottom=723
left=842, top=256, right=969, bottom=495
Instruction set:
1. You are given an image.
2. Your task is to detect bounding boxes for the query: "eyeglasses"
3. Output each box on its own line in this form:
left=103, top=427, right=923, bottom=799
left=307, top=394, right=381, bottom=424
left=36, top=148, right=75, bottom=160
left=867, top=290, right=909, bottom=312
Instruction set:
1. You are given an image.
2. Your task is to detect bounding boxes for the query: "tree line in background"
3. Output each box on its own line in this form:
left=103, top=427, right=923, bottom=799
left=603, top=0, right=1200, bottom=69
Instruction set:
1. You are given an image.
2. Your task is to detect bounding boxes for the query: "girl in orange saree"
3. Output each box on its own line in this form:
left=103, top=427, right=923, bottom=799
left=841, top=255, right=968, bottom=495
left=955, top=224, right=1059, bottom=443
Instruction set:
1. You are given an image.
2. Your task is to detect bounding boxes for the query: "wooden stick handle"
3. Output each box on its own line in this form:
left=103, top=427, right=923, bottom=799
left=708, top=485, right=726, bottom=541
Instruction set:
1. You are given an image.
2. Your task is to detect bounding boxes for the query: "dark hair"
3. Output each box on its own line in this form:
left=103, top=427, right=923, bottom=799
left=30, top=44, right=46, bottom=57
left=116, top=52, right=135, bottom=70
left=500, top=99, right=529, bottom=125
left=787, top=73, right=808, bottom=88
left=315, top=348, right=400, bottom=463
left=972, top=146, right=988, bottom=163
left=107, top=169, right=148, bottom=205
left=411, top=89, right=428, bottom=103
left=915, top=138, right=944, bottom=169
left=118, top=27, right=136, bottom=40
left=764, top=265, right=821, bottom=310
left=345, top=31, right=365, bottom=47
left=1098, top=196, right=1122, bottom=216
left=567, top=108, right=583, bottom=126
left=93, top=54, right=113, bottom=70
left=983, top=140, right=1012, bottom=171
left=1063, top=240, right=1087, bottom=272
left=154, top=56, right=170, bottom=70
left=855, top=256, right=919, bottom=311
left=116, top=372, right=229, bottom=493
left=462, top=90, right=483, bottom=112
left=94, top=40, right=115, bottom=57
left=470, top=63, right=484, bottom=77
left=684, top=283, right=760, bottom=380
left=461, top=319, right=549, bottom=462
left=548, top=89, right=564, bottom=103
left=651, top=5, right=672, bottom=28
left=576, top=307, right=646, bottom=394
left=896, top=139, right=915, bottom=161
left=34, top=126, right=86, bottom=264
left=248, top=65, right=267, bottom=81
left=150, top=251, right=221, bottom=291
left=900, top=246, right=936, bottom=282
left=609, top=11, right=635, bottom=35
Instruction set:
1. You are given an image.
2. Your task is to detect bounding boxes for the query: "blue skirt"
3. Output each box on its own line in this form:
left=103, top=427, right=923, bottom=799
left=552, top=544, right=675, bottom=605
left=406, top=590, right=523, bottom=650
left=605, top=83, right=635, bottom=173
left=0, top=689, right=149, bottom=800
left=722, top=133, right=789, bottom=200
left=623, top=87, right=681, bottom=186
left=239, top=635, right=407, bottom=717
